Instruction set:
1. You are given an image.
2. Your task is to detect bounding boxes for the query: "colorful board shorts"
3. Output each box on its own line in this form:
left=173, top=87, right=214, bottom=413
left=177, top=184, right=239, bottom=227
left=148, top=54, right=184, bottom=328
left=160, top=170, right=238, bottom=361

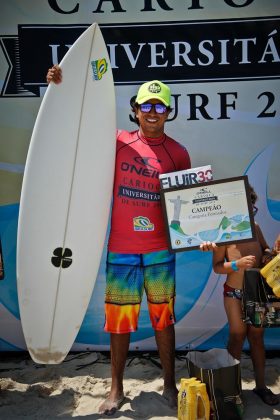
left=104, top=250, right=176, bottom=333
left=223, top=283, right=243, bottom=300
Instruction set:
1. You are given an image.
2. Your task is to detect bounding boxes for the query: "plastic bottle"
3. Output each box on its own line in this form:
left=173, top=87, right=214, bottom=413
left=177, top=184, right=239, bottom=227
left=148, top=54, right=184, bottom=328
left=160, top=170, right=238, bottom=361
left=178, top=379, right=211, bottom=420
left=178, top=378, right=200, bottom=420
left=186, top=384, right=198, bottom=420
left=196, top=383, right=210, bottom=420
left=235, top=394, right=244, bottom=418
left=260, top=254, right=280, bottom=297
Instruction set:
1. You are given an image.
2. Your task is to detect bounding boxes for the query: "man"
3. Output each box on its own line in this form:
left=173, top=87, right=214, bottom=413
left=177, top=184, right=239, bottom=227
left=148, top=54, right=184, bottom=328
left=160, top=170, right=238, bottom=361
left=102, top=80, right=191, bottom=414
left=47, top=67, right=214, bottom=415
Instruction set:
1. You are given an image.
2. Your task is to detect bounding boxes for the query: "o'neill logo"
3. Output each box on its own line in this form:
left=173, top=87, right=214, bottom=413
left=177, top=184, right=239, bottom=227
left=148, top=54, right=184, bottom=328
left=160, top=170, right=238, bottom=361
left=121, top=156, right=161, bottom=179
left=91, top=58, right=108, bottom=80
left=134, top=156, right=161, bottom=170
left=133, top=216, right=154, bottom=231
left=51, top=247, right=73, bottom=268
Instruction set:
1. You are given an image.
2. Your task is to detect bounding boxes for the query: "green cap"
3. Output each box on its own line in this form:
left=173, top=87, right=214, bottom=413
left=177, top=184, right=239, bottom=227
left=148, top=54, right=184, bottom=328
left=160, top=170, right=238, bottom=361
left=135, top=80, right=171, bottom=107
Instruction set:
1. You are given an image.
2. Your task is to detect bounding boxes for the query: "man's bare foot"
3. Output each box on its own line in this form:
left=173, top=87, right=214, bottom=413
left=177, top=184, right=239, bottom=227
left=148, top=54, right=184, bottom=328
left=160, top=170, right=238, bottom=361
left=162, top=386, right=178, bottom=408
left=99, top=393, right=125, bottom=416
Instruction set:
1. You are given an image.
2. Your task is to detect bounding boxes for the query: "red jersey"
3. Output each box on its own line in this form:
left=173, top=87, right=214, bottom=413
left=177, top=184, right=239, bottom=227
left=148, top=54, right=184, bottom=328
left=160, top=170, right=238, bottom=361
left=108, top=130, right=191, bottom=253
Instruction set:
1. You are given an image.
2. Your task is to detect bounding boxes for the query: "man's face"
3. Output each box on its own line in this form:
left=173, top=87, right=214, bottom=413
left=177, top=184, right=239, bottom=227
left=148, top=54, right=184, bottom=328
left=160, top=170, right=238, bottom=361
left=135, top=98, right=170, bottom=138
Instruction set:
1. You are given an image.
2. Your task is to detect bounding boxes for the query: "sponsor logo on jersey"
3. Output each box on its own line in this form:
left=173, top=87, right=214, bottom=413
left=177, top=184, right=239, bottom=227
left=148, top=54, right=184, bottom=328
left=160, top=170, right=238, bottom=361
left=91, top=58, right=108, bottom=80
left=133, top=216, right=154, bottom=231
left=134, top=157, right=161, bottom=169
left=121, top=156, right=161, bottom=179
left=118, top=186, right=160, bottom=201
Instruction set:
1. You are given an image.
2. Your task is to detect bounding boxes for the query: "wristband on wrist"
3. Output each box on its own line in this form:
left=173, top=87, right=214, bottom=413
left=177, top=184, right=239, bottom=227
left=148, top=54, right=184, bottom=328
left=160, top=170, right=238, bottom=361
left=231, top=260, right=239, bottom=272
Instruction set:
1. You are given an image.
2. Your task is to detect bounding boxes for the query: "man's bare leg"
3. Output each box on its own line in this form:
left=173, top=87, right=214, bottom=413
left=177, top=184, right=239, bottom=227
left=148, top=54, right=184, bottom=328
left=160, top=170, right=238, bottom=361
left=155, top=324, right=178, bottom=408
left=99, top=332, right=130, bottom=415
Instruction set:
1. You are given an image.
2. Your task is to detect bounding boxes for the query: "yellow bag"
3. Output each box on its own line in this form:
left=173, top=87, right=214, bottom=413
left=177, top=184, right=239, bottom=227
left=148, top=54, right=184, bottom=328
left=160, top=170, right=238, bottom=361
left=261, top=254, right=280, bottom=297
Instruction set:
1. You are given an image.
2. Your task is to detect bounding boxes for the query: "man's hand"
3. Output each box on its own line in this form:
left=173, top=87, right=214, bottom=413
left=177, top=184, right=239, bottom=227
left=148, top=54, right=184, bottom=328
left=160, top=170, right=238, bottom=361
left=200, top=241, right=218, bottom=252
left=46, top=64, right=62, bottom=84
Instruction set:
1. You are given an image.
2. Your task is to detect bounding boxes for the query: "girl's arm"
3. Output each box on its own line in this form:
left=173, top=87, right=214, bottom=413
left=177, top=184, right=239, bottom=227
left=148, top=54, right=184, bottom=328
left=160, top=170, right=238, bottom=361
left=212, top=246, right=256, bottom=274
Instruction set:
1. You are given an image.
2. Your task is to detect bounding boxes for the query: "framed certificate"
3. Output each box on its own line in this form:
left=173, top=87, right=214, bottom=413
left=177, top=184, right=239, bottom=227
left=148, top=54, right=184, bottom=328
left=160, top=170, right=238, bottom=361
left=160, top=175, right=256, bottom=252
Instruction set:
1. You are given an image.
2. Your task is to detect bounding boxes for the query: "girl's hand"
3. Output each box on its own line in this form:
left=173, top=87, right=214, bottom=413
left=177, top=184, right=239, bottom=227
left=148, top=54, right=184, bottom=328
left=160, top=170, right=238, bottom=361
left=236, top=255, right=256, bottom=269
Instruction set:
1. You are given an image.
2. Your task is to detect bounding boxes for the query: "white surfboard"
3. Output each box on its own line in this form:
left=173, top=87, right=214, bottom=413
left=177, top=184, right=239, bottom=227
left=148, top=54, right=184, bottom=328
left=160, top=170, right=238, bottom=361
left=17, top=23, right=116, bottom=364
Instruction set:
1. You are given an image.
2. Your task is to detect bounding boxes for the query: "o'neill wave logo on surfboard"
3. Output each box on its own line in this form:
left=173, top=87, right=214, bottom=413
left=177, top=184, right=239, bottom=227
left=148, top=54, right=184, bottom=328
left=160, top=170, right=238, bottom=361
left=91, top=58, right=108, bottom=81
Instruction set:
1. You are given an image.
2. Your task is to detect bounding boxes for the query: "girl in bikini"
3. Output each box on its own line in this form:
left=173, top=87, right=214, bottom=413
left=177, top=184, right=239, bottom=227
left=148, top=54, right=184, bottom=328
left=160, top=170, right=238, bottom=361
left=212, top=185, right=279, bottom=406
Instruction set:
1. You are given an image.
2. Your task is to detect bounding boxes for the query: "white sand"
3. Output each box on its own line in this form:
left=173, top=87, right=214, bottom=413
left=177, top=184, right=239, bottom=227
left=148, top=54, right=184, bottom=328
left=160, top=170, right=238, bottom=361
left=0, top=351, right=279, bottom=419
